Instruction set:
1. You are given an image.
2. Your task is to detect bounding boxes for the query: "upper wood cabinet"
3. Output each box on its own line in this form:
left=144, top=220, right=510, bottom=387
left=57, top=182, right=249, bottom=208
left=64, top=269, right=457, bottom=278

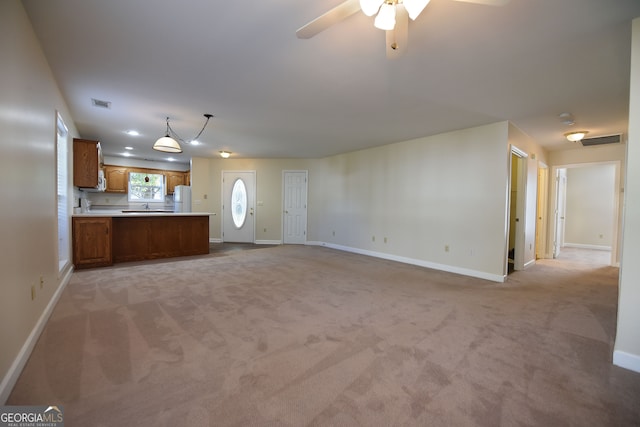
left=166, top=171, right=185, bottom=195
left=104, top=166, right=128, bottom=193
left=101, top=164, right=189, bottom=194
left=73, top=139, right=101, bottom=188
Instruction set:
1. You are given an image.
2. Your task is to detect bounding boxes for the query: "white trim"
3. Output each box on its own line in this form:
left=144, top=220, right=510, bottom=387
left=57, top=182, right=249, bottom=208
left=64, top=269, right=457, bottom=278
left=306, top=241, right=505, bottom=283
left=523, top=259, right=536, bottom=269
left=613, top=350, right=640, bottom=373
left=256, top=239, right=282, bottom=245
left=563, top=243, right=612, bottom=251
left=0, top=267, right=74, bottom=404
left=210, top=237, right=222, bottom=243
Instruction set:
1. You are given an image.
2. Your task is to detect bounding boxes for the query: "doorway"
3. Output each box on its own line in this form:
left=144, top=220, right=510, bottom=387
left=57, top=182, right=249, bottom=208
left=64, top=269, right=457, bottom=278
left=550, top=162, right=620, bottom=265
left=222, top=171, right=256, bottom=243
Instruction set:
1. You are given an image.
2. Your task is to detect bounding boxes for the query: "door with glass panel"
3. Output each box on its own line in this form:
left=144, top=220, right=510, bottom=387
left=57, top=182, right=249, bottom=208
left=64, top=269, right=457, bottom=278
left=222, top=171, right=255, bottom=243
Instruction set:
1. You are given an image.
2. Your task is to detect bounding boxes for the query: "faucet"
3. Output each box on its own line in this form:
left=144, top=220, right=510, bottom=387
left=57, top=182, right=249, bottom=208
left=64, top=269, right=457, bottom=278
left=142, top=203, right=150, bottom=210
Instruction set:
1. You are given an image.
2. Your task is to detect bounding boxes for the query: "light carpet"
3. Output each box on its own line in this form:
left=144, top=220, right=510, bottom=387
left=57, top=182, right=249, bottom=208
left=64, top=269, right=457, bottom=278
left=8, top=246, right=640, bottom=426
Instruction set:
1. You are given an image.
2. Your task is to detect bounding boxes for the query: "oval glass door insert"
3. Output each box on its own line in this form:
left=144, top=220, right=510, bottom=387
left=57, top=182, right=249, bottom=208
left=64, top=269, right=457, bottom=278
left=231, top=178, right=248, bottom=228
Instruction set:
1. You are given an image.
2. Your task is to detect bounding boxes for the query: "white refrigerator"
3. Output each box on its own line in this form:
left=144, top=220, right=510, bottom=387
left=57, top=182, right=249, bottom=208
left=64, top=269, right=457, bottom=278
left=174, top=185, right=192, bottom=212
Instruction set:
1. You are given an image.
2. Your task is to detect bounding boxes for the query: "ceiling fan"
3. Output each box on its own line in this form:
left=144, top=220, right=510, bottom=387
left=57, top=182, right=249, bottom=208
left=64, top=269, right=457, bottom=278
left=296, top=0, right=510, bottom=58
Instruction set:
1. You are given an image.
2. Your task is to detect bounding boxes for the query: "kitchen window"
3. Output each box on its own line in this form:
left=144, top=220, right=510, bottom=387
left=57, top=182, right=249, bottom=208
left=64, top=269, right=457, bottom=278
left=128, top=172, right=165, bottom=202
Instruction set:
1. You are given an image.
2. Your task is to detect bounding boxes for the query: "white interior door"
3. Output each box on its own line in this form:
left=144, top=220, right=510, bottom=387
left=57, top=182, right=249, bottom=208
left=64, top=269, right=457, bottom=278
left=222, top=171, right=255, bottom=243
left=554, top=168, right=567, bottom=258
left=283, top=171, right=308, bottom=244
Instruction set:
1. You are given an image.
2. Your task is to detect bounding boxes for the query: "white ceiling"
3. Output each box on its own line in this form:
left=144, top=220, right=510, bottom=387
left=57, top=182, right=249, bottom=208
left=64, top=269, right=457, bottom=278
left=22, top=0, right=640, bottom=165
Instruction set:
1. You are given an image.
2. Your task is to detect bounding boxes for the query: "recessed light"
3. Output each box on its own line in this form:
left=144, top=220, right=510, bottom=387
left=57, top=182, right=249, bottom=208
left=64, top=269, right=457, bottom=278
left=125, top=130, right=140, bottom=136
left=125, top=146, right=133, bottom=150
left=190, top=140, right=200, bottom=146
left=167, top=157, right=176, bottom=162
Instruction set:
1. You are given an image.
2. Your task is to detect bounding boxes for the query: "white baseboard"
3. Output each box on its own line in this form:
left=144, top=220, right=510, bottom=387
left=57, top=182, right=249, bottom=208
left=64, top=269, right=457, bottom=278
left=0, top=266, right=74, bottom=404
left=613, top=350, right=640, bottom=373
left=563, top=243, right=612, bottom=251
left=255, top=240, right=282, bottom=245
left=210, top=238, right=222, bottom=243
left=306, top=241, right=505, bottom=283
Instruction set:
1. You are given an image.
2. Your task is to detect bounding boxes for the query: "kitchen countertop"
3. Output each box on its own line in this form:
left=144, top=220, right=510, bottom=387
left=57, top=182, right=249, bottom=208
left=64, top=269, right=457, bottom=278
left=73, top=211, right=215, bottom=217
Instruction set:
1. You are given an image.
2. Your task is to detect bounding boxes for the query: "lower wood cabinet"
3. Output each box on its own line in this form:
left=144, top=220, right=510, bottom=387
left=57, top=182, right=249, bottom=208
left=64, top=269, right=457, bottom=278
left=73, top=215, right=209, bottom=268
left=73, top=217, right=113, bottom=269
left=112, top=216, right=209, bottom=263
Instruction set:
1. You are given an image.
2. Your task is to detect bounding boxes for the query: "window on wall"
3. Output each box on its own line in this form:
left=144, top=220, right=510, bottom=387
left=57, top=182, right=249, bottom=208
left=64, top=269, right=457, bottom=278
left=56, top=113, right=69, bottom=272
left=128, top=172, right=165, bottom=202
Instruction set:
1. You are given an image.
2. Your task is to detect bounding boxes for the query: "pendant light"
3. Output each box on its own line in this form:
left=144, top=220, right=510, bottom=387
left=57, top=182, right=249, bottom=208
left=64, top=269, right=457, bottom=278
left=152, top=114, right=213, bottom=153
left=153, top=117, right=183, bottom=153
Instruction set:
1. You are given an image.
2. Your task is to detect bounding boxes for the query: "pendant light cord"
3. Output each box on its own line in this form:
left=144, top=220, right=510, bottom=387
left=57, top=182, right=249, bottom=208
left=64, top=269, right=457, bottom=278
left=166, top=114, right=213, bottom=144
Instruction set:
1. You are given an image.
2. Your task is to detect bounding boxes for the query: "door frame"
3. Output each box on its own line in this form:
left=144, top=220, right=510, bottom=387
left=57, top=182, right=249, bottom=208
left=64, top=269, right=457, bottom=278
left=549, top=161, right=621, bottom=266
left=506, top=145, right=528, bottom=274
left=221, top=170, right=256, bottom=243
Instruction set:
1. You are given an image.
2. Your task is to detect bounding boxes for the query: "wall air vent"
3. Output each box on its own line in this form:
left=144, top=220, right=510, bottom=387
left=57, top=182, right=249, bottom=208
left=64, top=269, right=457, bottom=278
left=91, top=98, right=111, bottom=109
left=581, top=134, right=622, bottom=147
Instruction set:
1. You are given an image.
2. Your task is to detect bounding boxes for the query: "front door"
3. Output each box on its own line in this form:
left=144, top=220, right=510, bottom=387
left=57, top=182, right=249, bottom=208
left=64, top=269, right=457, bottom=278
left=222, top=171, right=255, bottom=243
left=283, top=171, right=308, bottom=244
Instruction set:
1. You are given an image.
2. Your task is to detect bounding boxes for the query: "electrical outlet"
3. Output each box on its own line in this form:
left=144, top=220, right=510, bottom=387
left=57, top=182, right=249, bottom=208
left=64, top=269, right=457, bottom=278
left=445, top=245, right=450, bottom=252
left=332, top=231, right=335, bottom=236
left=40, top=275, right=44, bottom=289
left=372, top=235, right=376, bottom=242
left=263, top=228, right=267, bottom=232
left=31, top=285, right=36, bottom=300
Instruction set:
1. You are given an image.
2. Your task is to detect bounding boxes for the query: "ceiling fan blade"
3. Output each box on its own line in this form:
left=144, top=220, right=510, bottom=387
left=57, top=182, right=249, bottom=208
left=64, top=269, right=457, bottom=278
left=451, top=0, right=510, bottom=5
left=296, top=0, right=361, bottom=39
left=386, top=4, right=408, bottom=59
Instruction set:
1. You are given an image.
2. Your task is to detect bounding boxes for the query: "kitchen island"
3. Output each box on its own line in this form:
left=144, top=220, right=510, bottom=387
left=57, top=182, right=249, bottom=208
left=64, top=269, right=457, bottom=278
left=72, top=212, right=212, bottom=269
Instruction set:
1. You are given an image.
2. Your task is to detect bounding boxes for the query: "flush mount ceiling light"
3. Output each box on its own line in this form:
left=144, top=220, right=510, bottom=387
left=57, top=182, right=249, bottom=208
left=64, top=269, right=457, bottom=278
left=152, top=114, right=213, bottom=153
left=219, top=151, right=231, bottom=159
left=565, top=131, right=588, bottom=142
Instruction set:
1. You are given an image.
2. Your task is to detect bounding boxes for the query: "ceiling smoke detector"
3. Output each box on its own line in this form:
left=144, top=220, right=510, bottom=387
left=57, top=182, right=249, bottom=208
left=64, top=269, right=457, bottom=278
left=559, top=112, right=575, bottom=126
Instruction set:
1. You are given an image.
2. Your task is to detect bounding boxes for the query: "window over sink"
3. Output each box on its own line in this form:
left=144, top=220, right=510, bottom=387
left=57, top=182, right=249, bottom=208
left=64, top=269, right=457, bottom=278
left=128, top=172, right=165, bottom=202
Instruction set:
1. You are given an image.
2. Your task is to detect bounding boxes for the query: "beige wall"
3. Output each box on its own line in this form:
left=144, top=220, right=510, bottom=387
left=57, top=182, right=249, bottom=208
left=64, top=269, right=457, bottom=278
left=615, top=17, right=640, bottom=372
left=311, top=122, right=512, bottom=281
left=191, top=157, right=313, bottom=242
left=194, top=122, right=520, bottom=281
left=564, top=165, right=616, bottom=248
left=0, top=1, right=78, bottom=401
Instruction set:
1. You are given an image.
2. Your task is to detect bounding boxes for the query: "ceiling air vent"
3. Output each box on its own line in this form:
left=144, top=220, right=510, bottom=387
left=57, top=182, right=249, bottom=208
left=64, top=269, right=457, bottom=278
left=91, top=98, right=111, bottom=109
left=581, top=134, right=622, bottom=147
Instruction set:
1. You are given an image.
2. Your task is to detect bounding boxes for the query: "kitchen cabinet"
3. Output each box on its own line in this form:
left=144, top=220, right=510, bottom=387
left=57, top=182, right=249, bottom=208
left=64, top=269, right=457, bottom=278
left=184, top=170, right=191, bottom=186
left=166, top=171, right=185, bottom=195
left=72, top=217, right=113, bottom=269
left=104, top=166, right=128, bottom=193
left=73, top=139, right=102, bottom=188
left=112, top=215, right=209, bottom=263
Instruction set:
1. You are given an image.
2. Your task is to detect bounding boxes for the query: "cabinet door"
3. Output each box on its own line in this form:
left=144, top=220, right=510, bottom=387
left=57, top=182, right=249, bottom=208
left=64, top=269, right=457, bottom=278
left=73, top=217, right=113, bottom=268
left=105, top=166, right=128, bottom=193
left=73, top=139, right=99, bottom=188
left=166, top=172, right=185, bottom=195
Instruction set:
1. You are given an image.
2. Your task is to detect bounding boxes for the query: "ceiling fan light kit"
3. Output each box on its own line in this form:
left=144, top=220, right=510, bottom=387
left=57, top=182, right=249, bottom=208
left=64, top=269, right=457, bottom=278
left=374, top=3, right=397, bottom=30
left=297, top=0, right=509, bottom=57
